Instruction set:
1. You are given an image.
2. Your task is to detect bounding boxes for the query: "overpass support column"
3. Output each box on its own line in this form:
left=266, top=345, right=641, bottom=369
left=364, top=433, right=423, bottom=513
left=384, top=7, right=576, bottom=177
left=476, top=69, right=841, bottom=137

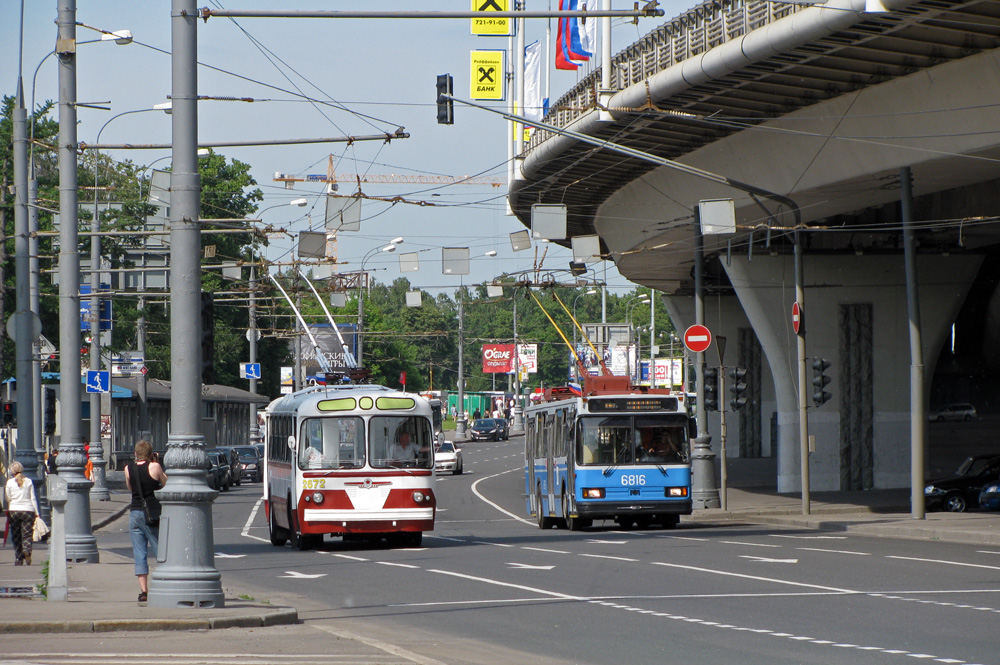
left=723, top=253, right=981, bottom=493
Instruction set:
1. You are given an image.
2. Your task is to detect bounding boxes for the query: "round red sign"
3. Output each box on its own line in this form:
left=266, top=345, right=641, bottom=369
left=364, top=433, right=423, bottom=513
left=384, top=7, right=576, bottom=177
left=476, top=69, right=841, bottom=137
left=683, top=324, right=712, bottom=353
left=792, top=301, right=802, bottom=335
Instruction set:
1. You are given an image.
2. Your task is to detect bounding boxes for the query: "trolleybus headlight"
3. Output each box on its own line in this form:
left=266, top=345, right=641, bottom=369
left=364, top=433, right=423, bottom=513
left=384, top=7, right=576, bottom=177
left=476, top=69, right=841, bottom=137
left=666, top=487, right=688, bottom=497
left=582, top=488, right=604, bottom=499
left=412, top=491, right=427, bottom=503
left=311, top=492, right=324, bottom=504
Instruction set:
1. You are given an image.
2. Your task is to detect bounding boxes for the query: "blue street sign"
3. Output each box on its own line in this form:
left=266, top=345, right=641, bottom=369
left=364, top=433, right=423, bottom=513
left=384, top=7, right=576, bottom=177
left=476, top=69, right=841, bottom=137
left=86, top=370, right=110, bottom=393
left=240, top=363, right=261, bottom=380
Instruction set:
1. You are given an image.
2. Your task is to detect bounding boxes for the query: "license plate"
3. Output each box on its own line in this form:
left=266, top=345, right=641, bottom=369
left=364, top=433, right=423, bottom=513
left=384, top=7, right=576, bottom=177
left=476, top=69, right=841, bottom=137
left=302, top=478, right=327, bottom=490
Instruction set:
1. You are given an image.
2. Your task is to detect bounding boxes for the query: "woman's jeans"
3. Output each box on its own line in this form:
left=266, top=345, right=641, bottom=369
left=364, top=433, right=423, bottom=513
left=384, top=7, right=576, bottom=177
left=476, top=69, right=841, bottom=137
left=129, top=510, right=159, bottom=576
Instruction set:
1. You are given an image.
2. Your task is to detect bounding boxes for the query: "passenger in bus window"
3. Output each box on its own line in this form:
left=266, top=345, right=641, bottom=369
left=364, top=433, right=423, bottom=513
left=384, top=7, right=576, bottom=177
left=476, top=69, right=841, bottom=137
left=301, top=420, right=326, bottom=469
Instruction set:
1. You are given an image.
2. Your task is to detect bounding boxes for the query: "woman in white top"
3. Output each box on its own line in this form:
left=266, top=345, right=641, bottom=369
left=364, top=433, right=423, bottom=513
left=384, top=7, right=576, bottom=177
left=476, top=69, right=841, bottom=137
left=4, top=461, right=40, bottom=566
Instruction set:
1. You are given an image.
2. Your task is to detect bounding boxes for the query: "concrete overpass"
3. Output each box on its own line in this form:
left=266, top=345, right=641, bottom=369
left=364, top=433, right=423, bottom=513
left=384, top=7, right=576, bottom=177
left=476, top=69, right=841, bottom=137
left=509, top=0, right=1000, bottom=493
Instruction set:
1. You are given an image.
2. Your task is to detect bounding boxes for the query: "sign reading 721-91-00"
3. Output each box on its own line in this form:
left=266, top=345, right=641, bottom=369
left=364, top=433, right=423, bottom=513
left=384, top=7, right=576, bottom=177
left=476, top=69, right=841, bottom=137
left=471, top=0, right=510, bottom=35
left=470, top=50, right=505, bottom=100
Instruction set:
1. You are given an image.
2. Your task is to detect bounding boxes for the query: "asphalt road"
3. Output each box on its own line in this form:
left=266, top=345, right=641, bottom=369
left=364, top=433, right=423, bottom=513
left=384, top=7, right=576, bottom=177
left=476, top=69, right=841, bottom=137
left=34, top=435, right=1000, bottom=665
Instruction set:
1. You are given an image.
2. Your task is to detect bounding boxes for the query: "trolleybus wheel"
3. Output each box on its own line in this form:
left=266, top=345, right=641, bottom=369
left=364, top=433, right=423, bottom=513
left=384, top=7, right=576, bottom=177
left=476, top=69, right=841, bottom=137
left=536, top=489, right=555, bottom=529
left=268, top=500, right=287, bottom=547
left=662, top=514, right=680, bottom=529
left=563, top=493, right=591, bottom=531
left=392, top=532, right=422, bottom=548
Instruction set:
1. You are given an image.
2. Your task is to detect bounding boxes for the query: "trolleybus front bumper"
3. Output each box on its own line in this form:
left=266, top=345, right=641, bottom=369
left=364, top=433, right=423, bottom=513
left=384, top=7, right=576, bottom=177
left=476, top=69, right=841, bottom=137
left=575, top=500, right=692, bottom=519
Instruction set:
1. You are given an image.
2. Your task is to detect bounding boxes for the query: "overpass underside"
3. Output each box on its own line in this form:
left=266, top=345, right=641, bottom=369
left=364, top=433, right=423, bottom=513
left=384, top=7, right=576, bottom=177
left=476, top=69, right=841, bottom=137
left=510, top=0, right=1000, bottom=492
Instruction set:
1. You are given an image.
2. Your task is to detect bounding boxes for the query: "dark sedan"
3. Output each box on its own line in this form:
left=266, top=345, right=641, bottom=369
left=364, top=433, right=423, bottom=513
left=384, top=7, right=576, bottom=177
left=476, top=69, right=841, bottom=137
left=924, top=454, right=1000, bottom=512
left=232, top=445, right=263, bottom=482
left=470, top=418, right=508, bottom=441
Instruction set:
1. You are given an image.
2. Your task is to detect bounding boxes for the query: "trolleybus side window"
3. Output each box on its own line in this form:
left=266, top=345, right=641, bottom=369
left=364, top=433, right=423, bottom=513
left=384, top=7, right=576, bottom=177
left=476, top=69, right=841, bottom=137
left=370, top=416, right=433, bottom=469
left=298, top=416, right=364, bottom=470
left=268, top=414, right=292, bottom=464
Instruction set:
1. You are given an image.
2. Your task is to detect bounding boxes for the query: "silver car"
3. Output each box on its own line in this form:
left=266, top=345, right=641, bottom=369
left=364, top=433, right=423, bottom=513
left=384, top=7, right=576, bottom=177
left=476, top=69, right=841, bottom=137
left=929, top=403, right=977, bottom=422
left=434, top=441, right=463, bottom=475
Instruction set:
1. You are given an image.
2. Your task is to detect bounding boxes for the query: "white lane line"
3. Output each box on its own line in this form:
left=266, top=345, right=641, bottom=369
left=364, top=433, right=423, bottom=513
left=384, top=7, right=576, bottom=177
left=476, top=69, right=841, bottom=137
left=797, top=547, right=871, bottom=556
left=333, top=554, right=369, bottom=562
left=471, top=540, right=516, bottom=548
left=977, top=550, right=1000, bottom=555
left=471, top=467, right=534, bottom=526
left=720, top=541, right=782, bottom=548
left=650, top=561, right=855, bottom=593
left=579, top=554, right=639, bottom=562
left=427, top=569, right=584, bottom=601
left=242, top=496, right=270, bottom=543
left=771, top=535, right=847, bottom=540
left=377, top=561, right=420, bottom=569
left=658, top=535, right=710, bottom=541
left=312, top=622, right=451, bottom=665
left=887, top=555, right=1000, bottom=571
left=522, top=547, right=571, bottom=554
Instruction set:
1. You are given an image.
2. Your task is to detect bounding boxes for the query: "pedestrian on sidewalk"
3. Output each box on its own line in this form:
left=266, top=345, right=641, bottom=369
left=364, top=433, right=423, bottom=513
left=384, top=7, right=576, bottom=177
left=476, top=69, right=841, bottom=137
left=4, top=461, right=39, bottom=566
left=125, top=440, right=167, bottom=605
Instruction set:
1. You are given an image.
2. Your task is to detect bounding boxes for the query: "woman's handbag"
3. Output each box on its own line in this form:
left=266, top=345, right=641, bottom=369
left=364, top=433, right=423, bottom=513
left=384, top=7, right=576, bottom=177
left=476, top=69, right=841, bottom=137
left=32, top=515, right=49, bottom=542
left=141, top=493, right=161, bottom=527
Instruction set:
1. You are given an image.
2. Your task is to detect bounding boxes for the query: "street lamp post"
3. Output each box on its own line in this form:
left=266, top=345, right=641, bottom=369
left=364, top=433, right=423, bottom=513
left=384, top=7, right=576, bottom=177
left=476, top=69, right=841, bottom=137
left=357, top=238, right=401, bottom=368
left=571, top=289, right=597, bottom=381
left=626, top=295, right=650, bottom=381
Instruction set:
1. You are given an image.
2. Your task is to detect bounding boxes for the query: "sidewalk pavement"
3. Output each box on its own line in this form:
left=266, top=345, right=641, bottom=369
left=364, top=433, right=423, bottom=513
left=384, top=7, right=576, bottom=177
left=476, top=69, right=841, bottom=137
left=0, top=485, right=297, bottom=635
left=2, top=478, right=1000, bottom=635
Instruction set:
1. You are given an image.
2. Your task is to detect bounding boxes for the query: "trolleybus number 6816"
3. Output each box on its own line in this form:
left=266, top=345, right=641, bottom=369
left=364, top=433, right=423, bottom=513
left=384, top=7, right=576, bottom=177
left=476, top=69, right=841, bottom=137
left=621, top=475, right=646, bottom=486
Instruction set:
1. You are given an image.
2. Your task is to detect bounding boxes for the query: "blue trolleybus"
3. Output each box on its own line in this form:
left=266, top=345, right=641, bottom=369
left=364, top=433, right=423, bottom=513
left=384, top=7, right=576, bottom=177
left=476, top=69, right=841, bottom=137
left=525, top=390, right=694, bottom=530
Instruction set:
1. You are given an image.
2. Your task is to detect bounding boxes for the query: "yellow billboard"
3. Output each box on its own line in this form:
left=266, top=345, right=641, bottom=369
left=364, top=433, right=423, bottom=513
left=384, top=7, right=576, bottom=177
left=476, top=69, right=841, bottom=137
left=471, top=0, right=511, bottom=36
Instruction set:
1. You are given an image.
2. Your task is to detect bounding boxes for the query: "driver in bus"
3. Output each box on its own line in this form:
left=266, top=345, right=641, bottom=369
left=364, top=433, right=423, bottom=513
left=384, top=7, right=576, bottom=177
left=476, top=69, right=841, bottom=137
left=390, top=431, right=418, bottom=461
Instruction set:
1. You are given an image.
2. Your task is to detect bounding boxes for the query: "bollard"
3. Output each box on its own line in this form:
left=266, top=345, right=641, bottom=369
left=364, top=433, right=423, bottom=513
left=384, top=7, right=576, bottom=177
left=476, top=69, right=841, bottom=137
left=46, top=475, right=68, bottom=601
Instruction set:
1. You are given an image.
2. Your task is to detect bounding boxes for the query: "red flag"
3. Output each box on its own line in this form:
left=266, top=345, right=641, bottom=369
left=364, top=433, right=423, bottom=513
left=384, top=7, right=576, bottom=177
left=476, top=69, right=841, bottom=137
left=555, top=1, right=579, bottom=70
left=399, top=371, right=406, bottom=386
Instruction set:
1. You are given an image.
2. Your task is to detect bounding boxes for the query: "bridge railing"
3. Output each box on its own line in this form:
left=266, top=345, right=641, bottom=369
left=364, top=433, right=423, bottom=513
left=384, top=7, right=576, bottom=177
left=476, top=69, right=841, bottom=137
left=527, top=0, right=807, bottom=150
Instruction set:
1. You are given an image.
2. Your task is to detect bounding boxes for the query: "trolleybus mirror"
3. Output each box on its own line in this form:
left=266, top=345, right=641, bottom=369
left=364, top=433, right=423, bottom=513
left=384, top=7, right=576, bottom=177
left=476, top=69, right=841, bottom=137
left=287, top=435, right=296, bottom=450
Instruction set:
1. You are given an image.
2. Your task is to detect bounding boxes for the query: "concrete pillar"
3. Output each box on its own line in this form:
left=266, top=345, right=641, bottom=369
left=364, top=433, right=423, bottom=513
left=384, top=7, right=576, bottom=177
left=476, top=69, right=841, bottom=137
left=724, top=253, right=982, bottom=492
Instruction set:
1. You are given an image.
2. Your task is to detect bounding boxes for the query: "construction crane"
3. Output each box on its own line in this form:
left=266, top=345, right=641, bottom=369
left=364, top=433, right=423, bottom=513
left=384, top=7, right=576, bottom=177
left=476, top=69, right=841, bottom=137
left=275, top=156, right=504, bottom=189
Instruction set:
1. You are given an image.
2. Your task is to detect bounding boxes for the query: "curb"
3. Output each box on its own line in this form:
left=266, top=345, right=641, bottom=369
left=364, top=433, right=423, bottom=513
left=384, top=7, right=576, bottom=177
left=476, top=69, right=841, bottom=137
left=0, top=608, right=298, bottom=634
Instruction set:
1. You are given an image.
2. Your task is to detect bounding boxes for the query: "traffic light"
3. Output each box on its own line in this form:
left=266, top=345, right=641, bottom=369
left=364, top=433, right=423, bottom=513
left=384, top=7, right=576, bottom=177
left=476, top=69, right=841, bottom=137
left=729, top=367, right=748, bottom=410
left=703, top=366, right=719, bottom=411
left=2, top=400, right=16, bottom=426
left=436, top=74, right=454, bottom=125
left=43, top=387, right=56, bottom=435
left=201, top=291, right=216, bottom=385
left=812, top=358, right=832, bottom=406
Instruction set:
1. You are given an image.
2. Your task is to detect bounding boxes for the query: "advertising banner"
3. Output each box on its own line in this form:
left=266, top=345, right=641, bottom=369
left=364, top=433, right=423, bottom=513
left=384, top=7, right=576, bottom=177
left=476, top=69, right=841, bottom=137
left=517, top=343, right=538, bottom=374
left=482, top=343, right=515, bottom=373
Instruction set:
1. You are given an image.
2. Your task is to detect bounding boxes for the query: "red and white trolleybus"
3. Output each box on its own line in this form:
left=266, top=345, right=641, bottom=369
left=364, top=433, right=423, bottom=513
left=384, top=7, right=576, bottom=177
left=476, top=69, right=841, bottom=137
left=263, top=384, right=436, bottom=549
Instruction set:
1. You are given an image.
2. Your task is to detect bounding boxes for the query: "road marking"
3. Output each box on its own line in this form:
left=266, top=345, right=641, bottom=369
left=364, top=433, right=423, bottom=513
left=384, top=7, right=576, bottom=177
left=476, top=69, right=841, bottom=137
left=428, top=569, right=584, bottom=600
left=242, top=497, right=270, bottom=543
left=659, top=535, right=710, bottom=541
left=721, top=540, right=782, bottom=548
left=333, top=554, right=369, bottom=562
left=312, top=622, right=451, bottom=665
left=586, top=539, right=629, bottom=545
left=739, top=555, right=799, bottom=564
left=797, top=547, right=871, bottom=556
left=377, top=561, right=419, bottom=569
left=650, top=561, right=854, bottom=593
left=471, top=468, right=533, bottom=525
left=522, top=546, right=570, bottom=554
left=214, top=552, right=247, bottom=558
left=508, top=563, right=556, bottom=570
left=579, top=554, right=639, bottom=562
left=280, top=571, right=327, bottom=579
left=887, top=555, right=1000, bottom=571
left=771, top=534, right=847, bottom=540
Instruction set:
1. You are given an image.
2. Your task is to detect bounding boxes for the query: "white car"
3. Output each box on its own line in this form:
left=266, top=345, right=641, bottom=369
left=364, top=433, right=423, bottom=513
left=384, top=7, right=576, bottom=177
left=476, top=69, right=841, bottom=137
left=929, top=403, right=977, bottom=422
left=434, top=441, right=463, bottom=475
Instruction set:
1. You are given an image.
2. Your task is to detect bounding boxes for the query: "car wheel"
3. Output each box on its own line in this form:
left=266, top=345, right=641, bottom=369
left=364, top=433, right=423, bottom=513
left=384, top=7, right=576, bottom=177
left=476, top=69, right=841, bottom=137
left=563, top=492, right=590, bottom=531
left=944, top=492, right=967, bottom=513
left=453, top=462, right=463, bottom=475
left=537, top=488, right=555, bottom=529
left=268, top=500, right=287, bottom=547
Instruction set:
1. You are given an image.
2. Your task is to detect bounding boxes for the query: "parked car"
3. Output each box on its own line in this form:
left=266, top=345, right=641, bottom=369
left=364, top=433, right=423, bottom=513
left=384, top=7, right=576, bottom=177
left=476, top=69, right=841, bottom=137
left=928, top=403, right=978, bottom=422
left=979, top=480, right=1000, bottom=511
left=434, top=441, right=463, bottom=475
left=470, top=418, right=507, bottom=442
left=231, top=445, right=263, bottom=483
left=924, top=454, right=1000, bottom=512
left=211, top=448, right=240, bottom=487
left=205, top=451, right=228, bottom=491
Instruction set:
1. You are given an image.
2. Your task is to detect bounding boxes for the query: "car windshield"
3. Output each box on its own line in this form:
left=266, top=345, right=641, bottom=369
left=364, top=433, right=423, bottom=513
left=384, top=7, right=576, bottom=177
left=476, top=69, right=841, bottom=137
left=232, top=446, right=259, bottom=458
left=577, top=415, right=690, bottom=466
left=956, top=456, right=1000, bottom=477
left=438, top=442, right=456, bottom=453
left=472, top=420, right=495, bottom=429
left=298, top=416, right=365, bottom=470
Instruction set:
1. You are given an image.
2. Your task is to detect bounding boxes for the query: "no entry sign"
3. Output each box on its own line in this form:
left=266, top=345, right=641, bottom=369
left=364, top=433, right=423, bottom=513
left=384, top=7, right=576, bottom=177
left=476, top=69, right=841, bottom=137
left=792, top=301, right=802, bottom=335
left=683, top=324, right=712, bottom=353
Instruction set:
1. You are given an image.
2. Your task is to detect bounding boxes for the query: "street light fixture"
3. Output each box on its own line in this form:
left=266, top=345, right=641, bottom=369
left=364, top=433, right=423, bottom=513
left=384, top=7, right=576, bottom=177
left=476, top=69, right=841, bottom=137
left=357, top=239, right=403, bottom=367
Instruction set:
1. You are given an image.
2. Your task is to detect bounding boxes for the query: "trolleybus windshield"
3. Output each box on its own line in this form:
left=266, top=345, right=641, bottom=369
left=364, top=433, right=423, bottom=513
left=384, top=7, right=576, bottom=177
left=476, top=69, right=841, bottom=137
left=577, top=414, right=689, bottom=466
left=370, top=415, right=434, bottom=469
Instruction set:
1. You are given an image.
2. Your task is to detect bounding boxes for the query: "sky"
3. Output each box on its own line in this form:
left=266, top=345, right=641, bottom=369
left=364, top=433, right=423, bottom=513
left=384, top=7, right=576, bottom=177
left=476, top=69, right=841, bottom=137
left=3, top=1, right=679, bottom=296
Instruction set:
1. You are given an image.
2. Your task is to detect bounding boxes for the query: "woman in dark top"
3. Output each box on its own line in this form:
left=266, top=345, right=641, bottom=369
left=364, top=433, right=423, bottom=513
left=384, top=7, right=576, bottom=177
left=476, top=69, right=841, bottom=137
left=125, top=439, right=167, bottom=605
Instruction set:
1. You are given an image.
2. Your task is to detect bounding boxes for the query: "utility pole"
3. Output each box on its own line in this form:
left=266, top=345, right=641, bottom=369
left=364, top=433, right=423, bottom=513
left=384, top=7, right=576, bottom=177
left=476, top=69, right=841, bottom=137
left=56, top=0, right=98, bottom=562
left=691, top=212, right=720, bottom=509
left=89, top=158, right=109, bottom=501
left=148, top=0, right=224, bottom=608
